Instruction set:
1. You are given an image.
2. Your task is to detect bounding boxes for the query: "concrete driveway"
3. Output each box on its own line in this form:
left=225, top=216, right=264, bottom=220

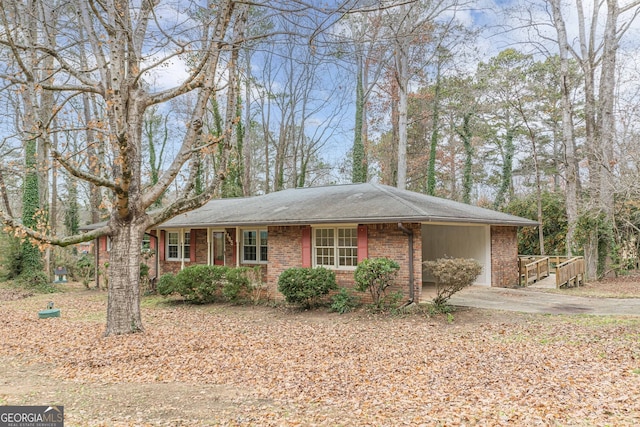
left=448, top=286, right=640, bottom=316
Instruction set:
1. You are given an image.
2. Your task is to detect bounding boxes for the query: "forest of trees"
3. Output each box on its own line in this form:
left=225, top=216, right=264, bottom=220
left=1, top=0, right=640, bottom=334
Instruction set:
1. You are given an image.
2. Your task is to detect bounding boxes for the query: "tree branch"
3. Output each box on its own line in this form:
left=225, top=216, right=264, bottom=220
left=1, top=212, right=111, bottom=247
left=52, top=150, right=117, bottom=190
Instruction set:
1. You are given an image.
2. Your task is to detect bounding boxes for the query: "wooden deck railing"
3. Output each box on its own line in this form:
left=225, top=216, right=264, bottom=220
left=555, top=257, right=585, bottom=288
left=518, top=256, right=550, bottom=286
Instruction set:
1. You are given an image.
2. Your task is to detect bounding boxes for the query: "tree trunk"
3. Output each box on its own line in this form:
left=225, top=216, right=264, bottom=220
left=105, top=220, right=145, bottom=335
left=396, top=46, right=408, bottom=190
left=352, top=57, right=367, bottom=183
left=494, top=125, right=514, bottom=209
left=459, top=112, right=474, bottom=204
left=427, top=57, right=442, bottom=196
left=243, top=49, right=253, bottom=196
left=550, top=0, right=582, bottom=258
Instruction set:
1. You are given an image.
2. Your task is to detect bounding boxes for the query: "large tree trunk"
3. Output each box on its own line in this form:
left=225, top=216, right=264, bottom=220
left=550, top=0, right=579, bottom=257
left=427, top=54, right=443, bottom=196
left=459, top=112, right=474, bottom=204
left=396, top=50, right=408, bottom=190
left=105, top=219, right=146, bottom=335
left=352, top=56, right=366, bottom=183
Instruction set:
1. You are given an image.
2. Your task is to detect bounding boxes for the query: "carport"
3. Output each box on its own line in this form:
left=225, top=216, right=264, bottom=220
left=422, top=223, right=491, bottom=286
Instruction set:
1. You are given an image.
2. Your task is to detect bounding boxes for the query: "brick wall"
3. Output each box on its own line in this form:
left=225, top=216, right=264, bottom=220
left=95, top=235, right=158, bottom=286
left=266, top=223, right=422, bottom=303
left=491, top=226, right=519, bottom=287
left=158, top=228, right=207, bottom=275
left=367, top=223, right=422, bottom=302
left=194, top=229, right=208, bottom=263
left=266, top=225, right=304, bottom=298
left=96, top=223, right=423, bottom=301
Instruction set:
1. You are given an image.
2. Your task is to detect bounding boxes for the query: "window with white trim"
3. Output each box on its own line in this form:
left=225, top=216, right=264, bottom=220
left=242, top=229, right=268, bottom=263
left=167, top=231, right=190, bottom=261
left=142, top=234, right=152, bottom=251
left=314, top=227, right=358, bottom=268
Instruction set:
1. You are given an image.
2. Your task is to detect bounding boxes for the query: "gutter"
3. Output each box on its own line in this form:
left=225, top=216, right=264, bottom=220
left=95, top=237, right=100, bottom=289
left=397, top=223, right=415, bottom=303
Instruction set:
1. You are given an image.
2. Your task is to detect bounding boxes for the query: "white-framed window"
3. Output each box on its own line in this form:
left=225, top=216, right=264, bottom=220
left=166, top=231, right=190, bottom=261
left=242, top=229, right=268, bottom=263
left=142, top=234, right=152, bottom=251
left=314, top=227, right=358, bottom=268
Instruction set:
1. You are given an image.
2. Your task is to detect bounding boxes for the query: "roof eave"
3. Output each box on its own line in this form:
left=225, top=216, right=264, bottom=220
left=157, top=216, right=540, bottom=229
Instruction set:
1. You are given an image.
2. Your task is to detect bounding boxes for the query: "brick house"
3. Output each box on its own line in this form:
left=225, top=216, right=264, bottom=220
left=91, top=183, right=538, bottom=302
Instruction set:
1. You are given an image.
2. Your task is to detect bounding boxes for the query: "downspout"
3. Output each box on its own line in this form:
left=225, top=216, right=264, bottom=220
left=95, top=238, right=100, bottom=289
left=398, top=223, right=414, bottom=303
left=148, top=232, right=159, bottom=282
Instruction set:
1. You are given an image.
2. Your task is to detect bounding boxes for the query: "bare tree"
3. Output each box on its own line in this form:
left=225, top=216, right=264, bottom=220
left=544, top=0, right=640, bottom=277
left=6, top=0, right=236, bottom=335
left=379, top=0, right=469, bottom=190
left=0, top=0, right=359, bottom=335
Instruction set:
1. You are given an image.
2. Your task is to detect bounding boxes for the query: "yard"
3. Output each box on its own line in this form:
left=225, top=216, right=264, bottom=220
left=1, top=280, right=639, bottom=426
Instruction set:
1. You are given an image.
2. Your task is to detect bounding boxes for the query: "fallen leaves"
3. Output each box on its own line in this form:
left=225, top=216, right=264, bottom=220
left=0, top=285, right=639, bottom=426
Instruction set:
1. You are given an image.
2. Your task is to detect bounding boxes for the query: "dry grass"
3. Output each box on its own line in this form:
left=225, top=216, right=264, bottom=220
left=0, top=281, right=639, bottom=426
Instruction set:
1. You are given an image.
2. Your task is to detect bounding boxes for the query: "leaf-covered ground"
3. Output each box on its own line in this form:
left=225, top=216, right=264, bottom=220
left=1, top=283, right=639, bottom=426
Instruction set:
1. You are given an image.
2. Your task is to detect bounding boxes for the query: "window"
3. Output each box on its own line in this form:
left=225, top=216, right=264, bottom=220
left=314, top=227, right=358, bottom=268
left=260, top=230, right=268, bottom=262
left=142, top=234, right=151, bottom=251
left=167, top=231, right=190, bottom=261
left=242, top=229, right=267, bottom=263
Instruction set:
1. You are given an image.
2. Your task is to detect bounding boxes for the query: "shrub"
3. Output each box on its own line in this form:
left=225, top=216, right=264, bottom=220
left=330, top=287, right=359, bottom=314
left=245, top=266, right=269, bottom=304
left=423, top=257, right=482, bottom=307
left=354, top=258, right=400, bottom=308
left=17, top=270, right=55, bottom=293
left=222, top=267, right=251, bottom=302
left=0, top=233, right=23, bottom=280
left=157, top=273, right=176, bottom=296
left=157, top=266, right=253, bottom=304
left=76, top=255, right=95, bottom=289
left=172, top=265, right=228, bottom=303
left=277, top=267, right=337, bottom=308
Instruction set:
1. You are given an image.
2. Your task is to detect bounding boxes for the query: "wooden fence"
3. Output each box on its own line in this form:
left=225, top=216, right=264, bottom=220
left=518, top=255, right=585, bottom=288
left=518, top=256, right=550, bottom=286
left=555, top=257, right=585, bottom=288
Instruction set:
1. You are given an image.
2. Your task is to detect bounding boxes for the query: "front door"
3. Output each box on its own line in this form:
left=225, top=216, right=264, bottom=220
left=212, top=232, right=225, bottom=265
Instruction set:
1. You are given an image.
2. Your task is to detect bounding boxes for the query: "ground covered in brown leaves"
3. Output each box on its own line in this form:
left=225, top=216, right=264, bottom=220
left=1, top=282, right=639, bottom=426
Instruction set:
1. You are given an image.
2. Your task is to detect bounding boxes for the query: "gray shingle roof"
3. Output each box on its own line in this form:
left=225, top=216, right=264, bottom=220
left=160, top=183, right=539, bottom=228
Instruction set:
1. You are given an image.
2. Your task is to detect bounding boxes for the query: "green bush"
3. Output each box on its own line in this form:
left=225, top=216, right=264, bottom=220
left=277, top=267, right=337, bottom=308
left=0, top=233, right=23, bottom=280
left=173, top=265, right=228, bottom=303
left=17, top=270, right=55, bottom=293
left=222, top=267, right=251, bottom=302
left=354, top=258, right=400, bottom=308
left=76, top=255, right=95, bottom=289
left=157, top=265, right=253, bottom=304
left=330, top=287, right=359, bottom=314
left=157, top=273, right=176, bottom=296
left=504, top=191, right=567, bottom=255
left=423, top=257, right=482, bottom=307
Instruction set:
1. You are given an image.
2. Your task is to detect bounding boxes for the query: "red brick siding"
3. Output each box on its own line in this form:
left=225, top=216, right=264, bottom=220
left=266, top=225, right=304, bottom=298
left=367, top=223, right=422, bottom=302
left=95, top=235, right=158, bottom=285
left=96, top=224, right=423, bottom=302
left=158, top=229, right=204, bottom=275
left=266, top=223, right=422, bottom=303
left=491, top=226, right=519, bottom=287
left=226, top=228, right=236, bottom=265
left=193, top=229, right=208, bottom=263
